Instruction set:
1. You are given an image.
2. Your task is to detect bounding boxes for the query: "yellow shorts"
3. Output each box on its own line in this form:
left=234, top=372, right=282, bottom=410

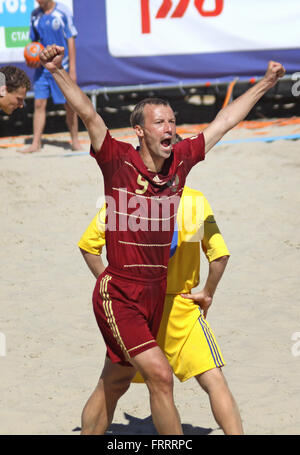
left=133, top=294, right=225, bottom=383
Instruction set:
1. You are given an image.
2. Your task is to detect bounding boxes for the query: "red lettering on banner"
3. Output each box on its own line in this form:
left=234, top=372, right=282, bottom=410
left=171, top=0, right=190, bottom=18
left=194, top=0, right=224, bottom=16
left=141, top=0, right=151, bottom=34
left=156, top=0, right=173, bottom=18
left=141, top=0, right=224, bottom=34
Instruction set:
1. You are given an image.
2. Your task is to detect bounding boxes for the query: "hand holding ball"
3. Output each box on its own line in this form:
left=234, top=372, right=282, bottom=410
left=24, top=42, right=44, bottom=68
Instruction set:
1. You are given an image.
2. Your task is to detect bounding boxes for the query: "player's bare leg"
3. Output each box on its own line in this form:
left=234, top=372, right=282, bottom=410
left=196, top=367, right=244, bottom=435
left=81, top=357, right=135, bottom=435
left=20, top=98, right=46, bottom=153
left=65, top=102, right=82, bottom=151
left=130, top=346, right=183, bottom=435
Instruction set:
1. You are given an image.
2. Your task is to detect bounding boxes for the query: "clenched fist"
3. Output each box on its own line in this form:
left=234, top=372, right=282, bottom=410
left=39, top=44, right=65, bottom=73
left=263, top=61, right=286, bottom=88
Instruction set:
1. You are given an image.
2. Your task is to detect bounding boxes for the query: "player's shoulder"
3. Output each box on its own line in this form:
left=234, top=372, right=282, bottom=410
left=173, top=133, right=205, bottom=161
left=174, top=132, right=204, bottom=145
left=92, top=129, right=134, bottom=161
left=110, top=131, right=136, bottom=152
left=55, top=2, right=73, bottom=17
left=182, top=186, right=205, bottom=199
left=31, top=7, right=43, bottom=18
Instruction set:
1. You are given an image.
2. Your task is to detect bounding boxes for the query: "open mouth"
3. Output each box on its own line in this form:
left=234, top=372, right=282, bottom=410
left=160, top=138, right=172, bottom=149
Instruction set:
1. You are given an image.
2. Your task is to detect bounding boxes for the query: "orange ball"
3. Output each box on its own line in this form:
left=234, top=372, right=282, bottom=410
left=24, top=42, right=44, bottom=65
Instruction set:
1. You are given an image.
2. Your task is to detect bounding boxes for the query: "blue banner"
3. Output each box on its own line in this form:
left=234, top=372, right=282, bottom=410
left=0, top=0, right=299, bottom=90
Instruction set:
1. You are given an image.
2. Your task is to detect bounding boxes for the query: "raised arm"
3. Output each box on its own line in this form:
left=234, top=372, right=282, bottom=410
left=203, top=61, right=285, bottom=154
left=39, top=44, right=107, bottom=152
left=67, top=37, right=77, bottom=82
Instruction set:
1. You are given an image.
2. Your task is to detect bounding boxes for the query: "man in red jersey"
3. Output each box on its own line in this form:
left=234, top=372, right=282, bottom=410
left=39, top=44, right=284, bottom=435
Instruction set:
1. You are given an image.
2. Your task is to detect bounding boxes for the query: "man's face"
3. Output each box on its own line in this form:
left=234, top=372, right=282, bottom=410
left=37, top=0, right=53, bottom=10
left=136, top=104, right=176, bottom=162
left=0, top=86, right=27, bottom=115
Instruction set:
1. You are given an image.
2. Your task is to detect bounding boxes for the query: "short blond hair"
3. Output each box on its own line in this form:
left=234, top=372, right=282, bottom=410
left=130, top=97, right=172, bottom=127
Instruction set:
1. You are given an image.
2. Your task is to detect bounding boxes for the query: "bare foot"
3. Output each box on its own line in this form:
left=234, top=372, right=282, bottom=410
left=71, top=140, right=83, bottom=151
left=19, top=144, right=42, bottom=154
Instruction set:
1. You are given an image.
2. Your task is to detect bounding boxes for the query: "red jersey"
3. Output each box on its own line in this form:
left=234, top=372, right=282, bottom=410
left=91, top=131, right=205, bottom=279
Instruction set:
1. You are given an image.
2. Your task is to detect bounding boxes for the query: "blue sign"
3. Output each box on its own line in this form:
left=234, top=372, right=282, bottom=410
left=1, top=1, right=299, bottom=89
left=0, top=0, right=35, bottom=27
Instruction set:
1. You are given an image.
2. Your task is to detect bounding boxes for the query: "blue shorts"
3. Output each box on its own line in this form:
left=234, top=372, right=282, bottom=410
left=34, top=68, right=66, bottom=104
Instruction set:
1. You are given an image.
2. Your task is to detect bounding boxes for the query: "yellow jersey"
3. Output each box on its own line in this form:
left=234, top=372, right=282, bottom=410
left=78, top=186, right=230, bottom=295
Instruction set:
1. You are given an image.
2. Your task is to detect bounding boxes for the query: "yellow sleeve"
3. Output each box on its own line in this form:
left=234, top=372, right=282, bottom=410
left=78, top=206, right=106, bottom=255
left=202, top=197, right=230, bottom=262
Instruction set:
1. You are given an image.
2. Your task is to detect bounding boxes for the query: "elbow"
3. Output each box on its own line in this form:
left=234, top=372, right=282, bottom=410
left=216, top=110, right=235, bottom=135
left=219, top=255, right=230, bottom=266
left=81, top=105, right=97, bottom=126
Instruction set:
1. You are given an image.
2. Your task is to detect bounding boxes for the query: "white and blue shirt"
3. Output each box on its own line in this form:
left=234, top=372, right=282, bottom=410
left=30, top=2, right=77, bottom=71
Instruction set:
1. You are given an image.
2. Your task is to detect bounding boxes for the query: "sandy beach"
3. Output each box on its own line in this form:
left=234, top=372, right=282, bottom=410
left=0, top=118, right=299, bottom=435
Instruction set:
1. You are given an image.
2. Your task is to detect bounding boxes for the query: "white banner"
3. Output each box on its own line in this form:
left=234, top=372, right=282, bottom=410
left=0, top=0, right=73, bottom=63
left=106, top=0, right=300, bottom=57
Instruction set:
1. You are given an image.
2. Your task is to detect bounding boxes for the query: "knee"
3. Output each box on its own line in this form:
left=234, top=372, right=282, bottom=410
left=197, top=368, right=228, bottom=394
left=144, top=363, right=174, bottom=394
left=106, top=377, right=131, bottom=399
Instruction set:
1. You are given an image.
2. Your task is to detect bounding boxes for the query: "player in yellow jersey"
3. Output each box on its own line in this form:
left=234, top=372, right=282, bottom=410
left=78, top=186, right=243, bottom=434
